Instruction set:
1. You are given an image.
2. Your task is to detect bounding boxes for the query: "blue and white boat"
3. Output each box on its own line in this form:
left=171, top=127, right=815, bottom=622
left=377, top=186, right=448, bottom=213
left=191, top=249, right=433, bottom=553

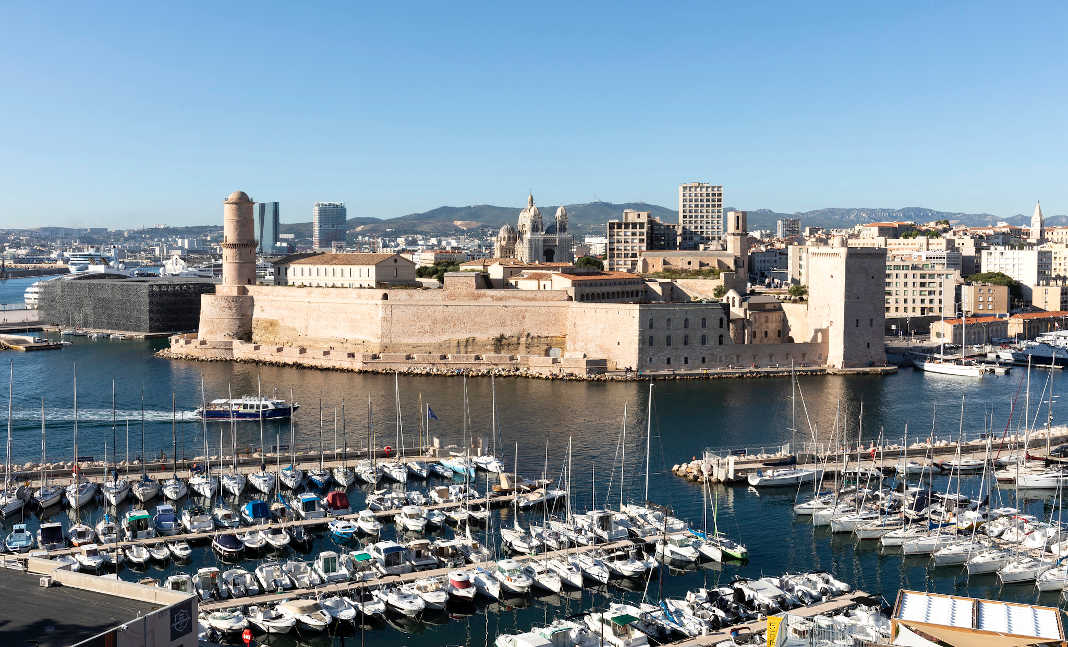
left=194, top=397, right=299, bottom=421
left=241, top=500, right=272, bottom=526
left=439, top=455, right=476, bottom=479
left=5, top=523, right=34, bottom=553
left=329, top=518, right=359, bottom=541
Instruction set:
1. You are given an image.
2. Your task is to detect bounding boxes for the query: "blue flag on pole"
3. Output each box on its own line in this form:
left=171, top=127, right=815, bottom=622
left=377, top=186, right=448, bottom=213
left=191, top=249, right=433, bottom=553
left=427, top=406, right=439, bottom=420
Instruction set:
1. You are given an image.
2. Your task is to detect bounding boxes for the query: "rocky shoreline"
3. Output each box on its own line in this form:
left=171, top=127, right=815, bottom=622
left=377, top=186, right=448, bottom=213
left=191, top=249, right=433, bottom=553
left=157, top=348, right=896, bottom=382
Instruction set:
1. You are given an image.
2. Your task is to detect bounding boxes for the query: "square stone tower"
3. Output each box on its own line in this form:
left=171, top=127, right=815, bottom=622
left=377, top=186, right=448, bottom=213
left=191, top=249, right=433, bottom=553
left=805, top=246, right=886, bottom=368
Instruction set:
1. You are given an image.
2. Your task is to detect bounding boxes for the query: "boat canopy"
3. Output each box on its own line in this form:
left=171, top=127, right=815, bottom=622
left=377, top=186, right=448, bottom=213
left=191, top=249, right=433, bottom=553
left=243, top=500, right=271, bottom=520
left=324, top=491, right=349, bottom=509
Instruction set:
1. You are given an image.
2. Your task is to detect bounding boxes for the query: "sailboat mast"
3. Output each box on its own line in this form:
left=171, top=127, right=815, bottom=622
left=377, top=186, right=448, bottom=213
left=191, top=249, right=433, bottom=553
left=40, top=398, right=46, bottom=488
left=620, top=401, right=627, bottom=510
left=3, top=362, right=11, bottom=497
left=318, top=398, right=324, bottom=472
left=125, top=419, right=129, bottom=478
left=289, top=387, right=295, bottom=468
left=171, top=393, right=177, bottom=477
left=567, top=435, right=573, bottom=524
left=140, top=385, right=146, bottom=477
left=645, top=382, right=652, bottom=502
left=341, top=400, right=347, bottom=468
left=258, top=376, right=264, bottom=467
left=111, top=379, right=116, bottom=481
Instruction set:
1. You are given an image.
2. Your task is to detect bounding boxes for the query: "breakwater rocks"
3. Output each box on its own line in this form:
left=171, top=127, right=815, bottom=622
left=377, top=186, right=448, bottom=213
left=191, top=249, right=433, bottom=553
left=158, top=347, right=895, bottom=382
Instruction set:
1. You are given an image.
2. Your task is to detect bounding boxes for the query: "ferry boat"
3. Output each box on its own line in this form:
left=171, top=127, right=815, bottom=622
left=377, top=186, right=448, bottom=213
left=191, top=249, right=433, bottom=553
left=194, top=396, right=299, bottom=420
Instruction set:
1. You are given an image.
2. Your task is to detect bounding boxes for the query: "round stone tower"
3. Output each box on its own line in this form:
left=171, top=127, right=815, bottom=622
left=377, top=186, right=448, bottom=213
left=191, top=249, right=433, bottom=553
left=197, top=190, right=256, bottom=342
left=222, top=190, right=257, bottom=287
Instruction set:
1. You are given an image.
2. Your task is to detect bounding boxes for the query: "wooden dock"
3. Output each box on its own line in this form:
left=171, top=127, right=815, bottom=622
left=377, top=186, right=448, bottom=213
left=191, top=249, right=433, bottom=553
left=197, top=538, right=635, bottom=612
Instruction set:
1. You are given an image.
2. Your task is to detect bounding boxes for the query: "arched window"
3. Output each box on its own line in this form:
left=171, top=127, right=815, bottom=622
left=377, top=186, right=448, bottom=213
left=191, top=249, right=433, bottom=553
left=718, top=334, right=724, bottom=345
left=719, top=317, right=724, bottom=328
left=701, top=334, right=707, bottom=345
left=683, top=318, right=689, bottom=329
left=666, top=335, right=672, bottom=347
left=683, top=335, right=689, bottom=346
left=701, top=318, right=707, bottom=328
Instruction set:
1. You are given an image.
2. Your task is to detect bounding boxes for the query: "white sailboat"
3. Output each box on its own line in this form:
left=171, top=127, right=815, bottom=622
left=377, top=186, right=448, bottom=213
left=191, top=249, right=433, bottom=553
left=161, top=394, right=187, bottom=500
left=130, top=387, right=160, bottom=503
left=332, top=401, right=355, bottom=488
left=65, top=366, right=98, bottom=509
left=278, top=387, right=303, bottom=489
left=101, top=381, right=129, bottom=506
left=34, top=398, right=62, bottom=509
left=220, top=385, right=246, bottom=497
left=0, top=363, right=27, bottom=517
left=189, top=380, right=219, bottom=499
left=913, top=309, right=988, bottom=376
left=247, top=377, right=276, bottom=495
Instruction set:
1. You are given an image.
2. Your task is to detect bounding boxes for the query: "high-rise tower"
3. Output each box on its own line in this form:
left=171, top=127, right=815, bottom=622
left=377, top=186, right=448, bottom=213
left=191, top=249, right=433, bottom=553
left=255, top=202, right=280, bottom=254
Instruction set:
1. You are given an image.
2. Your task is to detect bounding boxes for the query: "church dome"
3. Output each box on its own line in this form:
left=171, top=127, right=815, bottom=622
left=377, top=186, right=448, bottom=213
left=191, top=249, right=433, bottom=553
left=498, top=224, right=518, bottom=241
left=555, top=206, right=567, bottom=218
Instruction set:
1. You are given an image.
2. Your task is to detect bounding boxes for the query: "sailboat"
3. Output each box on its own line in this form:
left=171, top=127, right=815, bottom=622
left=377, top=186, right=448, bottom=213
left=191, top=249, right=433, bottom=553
left=161, top=394, right=188, bottom=500
left=0, top=363, right=27, bottom=517
left=95, top=435, right=121, bottom=546
left=473, top=377, right=505, bottom=473
left=189, top=380, right=219, bottom=498
left=65, top=365, right=98, bottom=509
left=34, top=398, right=62, bottom=508
left=912, top=309, right=988, bottom=376
left=248, top=377, right=276, bottom=495
left=354, top=395, right=378, bottom=485
left=380, top=374, right=408, bottom=483
left=332, top=402, right=355, bottom=488
left=101, top=381, right=130, bottom=506
left=500, top=442, right=540, bottom=554
left=306, top=399, right=331, bottom=489
left=130, top=387, right=160, bottom=503
left=278, top=388, right=303, bottom=489
left=220, top=385, right=246, bottom=497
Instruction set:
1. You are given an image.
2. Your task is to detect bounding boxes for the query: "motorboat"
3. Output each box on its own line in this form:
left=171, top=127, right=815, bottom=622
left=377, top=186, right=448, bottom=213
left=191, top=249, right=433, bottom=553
left=153, top=504, right=180, bottom=535
left=380, top=461, right=407, bottom=483
left=406, top=538, right=439, bottom=570
left=291, top=493, right=325, bottom=519
left=278, top=599, right=331, bottom=632
left=180, top=505, right=214, bottom=533
left=608, top=546, right=656, bottom=578
left=206, top=610, right=248, bottom=636
left=212, top=533, right=244, bottom=559
left=396, top=505, right=428, bottom=533
left=168, top=540, right=192, bottom=560
left=323, top=490, right=351, bottom=516
left=439, top=455, right=475, bottom=478
left=314, top=550, right=351, bottom=583
left=148, top=544, right=170, bottom=561
left=523, top=560, right=563, bottom=593
left=406, top=461, right=430, bottom=479
left=493, top=558, right=532, bottom=594
left=238, top=529, right=268, bottom=551
left=246, top=605, right=295, bottom=635
left=655, top=533, right=699, bottom=564
left=448, top=569, right=477, bottom=601
left=348, top=588, right=386, bottom=619
left=264, top=525, right=291, bottom=550
left=374, top=585, right=425, bottom=618
left=255, top=560, right=291, bottom=592
left=68, top=522, right=95, bottom=547
left=4, top=523, right=34, bottom=553
left=37, top=521, right=66, bottom=551
left=569, top=551, right=610, bottom=584
left=369, top=540, right=413, bottom=575
left=213, top=507, right=242, bottom=529
left=320, top=595, right=358, bottom=625
left=124, top=544, right=150, bottom=567
left=473, top=566, right=501, bottom=599
left=583, top=603, right=651, bottom=647
left=194, top=396, right=299, bottom=420
left=345, top=550, right=377, bottom=581
left=329, top=518, right=360, bottom=541
left=221, top=568, right=260, bottom=598
left=240, top=500, right=273, bottom=526
left=545, top=557, right=583, bottom=588
left=746, top=467, right=822, bottom=488
left=474, top=454, right=504, bottom=473
left=282, top=560, right=322, bottom=588
left=195, top=568, right=228, bottom=601
left=164, top=574, right=195, bottom=596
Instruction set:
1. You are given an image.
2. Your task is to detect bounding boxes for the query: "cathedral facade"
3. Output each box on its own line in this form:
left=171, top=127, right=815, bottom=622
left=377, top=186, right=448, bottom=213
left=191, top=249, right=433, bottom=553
left=494, top=194, right=575, bottom=263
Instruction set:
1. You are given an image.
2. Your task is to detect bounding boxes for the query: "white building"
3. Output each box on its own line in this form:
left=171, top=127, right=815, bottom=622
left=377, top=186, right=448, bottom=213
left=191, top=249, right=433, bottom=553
left=678, top=182, right=723, bottom=249
left=980, top=247, right=1051, bottom=298
left=776, top=218, right=801, bottom=239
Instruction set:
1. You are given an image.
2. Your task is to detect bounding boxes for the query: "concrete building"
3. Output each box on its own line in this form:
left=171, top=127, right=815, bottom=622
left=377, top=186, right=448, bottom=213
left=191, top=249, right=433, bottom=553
left=1033, top=284, right=1068, bottom=312
left=961, top=282, right=1009, bottom=315
left=415, top=249, right=468, bottom=267
left=254, top=201, right=280, bottom=254
left=606, top=209, right=679, bottom=272
left=275, top=252, right=417, bottom=287
left=749, top=248, right=789, bottom=282
left=494, top=194, right=574, bottom=264
left=980, top=247, right=1051, bottom=298
left=776, top=218, right=801, bottom=239
left=637, top=250, right=736, bottom=274
left=678, top=182, right=723, bottom=249
left=930, top=315, right=1007, bottom=345
left=312, top=201, right=347, bottom=249
left=884, top=252, right=961, bottom=318
left=38, top=276, right=214, bottom=332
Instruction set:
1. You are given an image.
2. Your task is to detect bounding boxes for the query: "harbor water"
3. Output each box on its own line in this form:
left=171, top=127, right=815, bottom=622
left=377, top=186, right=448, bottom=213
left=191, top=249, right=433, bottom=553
left=2, top=336, right=1067, bottom=645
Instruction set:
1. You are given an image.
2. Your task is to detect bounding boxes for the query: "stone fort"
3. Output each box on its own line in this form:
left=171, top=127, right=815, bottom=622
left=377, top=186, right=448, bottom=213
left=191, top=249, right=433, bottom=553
left=174, top=191, right=886, bottom=376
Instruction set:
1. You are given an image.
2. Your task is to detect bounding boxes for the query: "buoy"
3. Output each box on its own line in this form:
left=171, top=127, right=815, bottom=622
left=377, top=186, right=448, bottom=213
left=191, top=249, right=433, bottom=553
left=383, top=445, right=392, bottom=457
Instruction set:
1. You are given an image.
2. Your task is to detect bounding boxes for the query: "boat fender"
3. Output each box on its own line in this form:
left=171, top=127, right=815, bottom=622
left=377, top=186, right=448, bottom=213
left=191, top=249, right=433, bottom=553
left=384, top=446, right=392, bottom=457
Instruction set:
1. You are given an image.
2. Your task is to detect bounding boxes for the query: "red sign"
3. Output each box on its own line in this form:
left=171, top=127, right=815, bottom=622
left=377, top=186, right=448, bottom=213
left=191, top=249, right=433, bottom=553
left=242, top=628, right=253, bottom=646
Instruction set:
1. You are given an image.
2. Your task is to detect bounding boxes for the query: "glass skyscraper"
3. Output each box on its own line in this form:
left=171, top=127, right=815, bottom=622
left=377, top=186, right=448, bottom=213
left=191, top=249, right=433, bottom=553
left=313, top=202, right=347, bottom=249
left=255, top=202, right=280, bottom=254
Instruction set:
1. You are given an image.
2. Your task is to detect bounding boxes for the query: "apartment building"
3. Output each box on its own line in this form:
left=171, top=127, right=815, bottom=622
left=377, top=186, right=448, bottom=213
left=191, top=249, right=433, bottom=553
left=980, top=247, right=1051, bottom=298
left=678, top=182, right=723, bottom=249
left=961, top=282, right=1009, bottom=315
left=605, top=209, right=678, bottom=272
left=884, top=253, right=960, bottom=318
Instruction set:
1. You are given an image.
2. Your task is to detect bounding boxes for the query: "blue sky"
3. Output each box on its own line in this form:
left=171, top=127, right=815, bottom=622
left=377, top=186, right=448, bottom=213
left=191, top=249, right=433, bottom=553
left=1, top=2, right=1065, bottom=228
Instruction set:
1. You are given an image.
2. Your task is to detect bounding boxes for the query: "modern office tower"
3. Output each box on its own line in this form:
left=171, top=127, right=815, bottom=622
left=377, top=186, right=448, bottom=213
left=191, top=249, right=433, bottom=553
left=255, top=202, right=280, bottom=254
left=678, top=182, right=723, bottom=249
left=313, top=202, right=347, bottom=249
left=776, top=217, right=801, bottom=239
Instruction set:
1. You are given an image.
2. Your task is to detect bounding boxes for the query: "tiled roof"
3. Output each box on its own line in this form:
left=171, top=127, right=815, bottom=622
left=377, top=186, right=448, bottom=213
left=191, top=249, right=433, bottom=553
left=1010, top=310, right=1068, bottom=320
left=285, top=253, right=402, bottom=266
left=555, top=271, right=642, bottom=282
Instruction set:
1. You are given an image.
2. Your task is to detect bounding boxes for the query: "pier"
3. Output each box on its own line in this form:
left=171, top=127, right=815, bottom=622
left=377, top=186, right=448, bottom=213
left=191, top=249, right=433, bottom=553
left=197, top=538, right=636, bottom=612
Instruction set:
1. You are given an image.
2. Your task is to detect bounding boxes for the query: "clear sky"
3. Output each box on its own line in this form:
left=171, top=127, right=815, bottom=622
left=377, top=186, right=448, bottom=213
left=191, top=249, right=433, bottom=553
left=1, top=2, right=1065, bottom=228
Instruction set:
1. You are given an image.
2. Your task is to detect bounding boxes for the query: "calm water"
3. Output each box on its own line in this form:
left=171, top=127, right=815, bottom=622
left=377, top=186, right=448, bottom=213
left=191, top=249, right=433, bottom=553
left=2, top=338, right=1066, bottom=645
left=0, top=274, right=62, bottom=306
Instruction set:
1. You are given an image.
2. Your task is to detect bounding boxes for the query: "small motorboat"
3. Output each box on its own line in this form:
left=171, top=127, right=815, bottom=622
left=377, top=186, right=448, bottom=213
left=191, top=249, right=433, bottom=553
left=374, top=585, right=425, bottom=618
left=37, top=522, right=66, bottom=551
left=320, top=595, right=358, bottom=624
left=95, top=514, right=120, bottom=545
left=168, top=540, right=193, bottom=560
left=213, top=507, right=242, bottom=529
left=314, top=550, right=352, bottom=583
left=240, top=500, right=273, bottom=526
left=212, top=533, right=244, bottom=559
left=125, top=544, right=151, bottom=567
left=164, top=573, right=195, bottom=595
left=278, top=599, right=331, bottom=632
left=448, top=569, right=477, bottom=601
left=221, top=568, right=260, bottom=598
left=195, top=567, right=227, bottom=601
left=68, top=522, right=96, bottom=547
left=329, top=518, right=360, bottom=541
left=493, top=559, right=532, bottom=595
left=5, top=523, right=34, bottom=553
left=148, top=544, right=171, bottom=561
left=264, top=525, right=291, bottom=550
left=255, top=560, right=291, bottom=593
left=181, top=505, right=215, bottom=533
left=246, top=605, right=295, bottom=635
left=323, top=490, right=350, bottom=515
left=206, top=610, right=248, bottom=636
left=357, top=509, right=382, bottom=535
left=153, top=504, right=180, bottom=535
left=238, top=529, right=268, bottom=551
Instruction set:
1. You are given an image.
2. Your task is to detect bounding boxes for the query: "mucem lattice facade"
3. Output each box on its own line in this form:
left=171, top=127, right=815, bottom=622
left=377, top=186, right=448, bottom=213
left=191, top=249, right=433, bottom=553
left=38, top=277, right=215, bottom=332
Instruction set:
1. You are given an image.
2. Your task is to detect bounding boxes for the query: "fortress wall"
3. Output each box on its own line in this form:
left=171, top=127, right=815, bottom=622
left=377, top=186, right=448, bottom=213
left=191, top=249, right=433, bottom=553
left=566, top=304, right=641, bottom=371
left=245, top=285, right=569, bottom=355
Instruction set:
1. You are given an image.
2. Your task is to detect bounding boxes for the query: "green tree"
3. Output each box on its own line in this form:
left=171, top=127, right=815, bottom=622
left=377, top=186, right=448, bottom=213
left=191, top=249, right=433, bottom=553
left=713, top=285, right=727, bottom=298
left=417, top=261, right=461, bottom=283
left=788, top=284, right=808, bottom=300
left=575, top=256, right=604, bottom=270
left=966, top=271, right=1022, bottom=300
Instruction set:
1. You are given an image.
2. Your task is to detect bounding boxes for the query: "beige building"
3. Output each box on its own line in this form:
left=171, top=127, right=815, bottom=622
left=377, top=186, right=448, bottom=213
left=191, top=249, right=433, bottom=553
left=805, top=246, right=887, bottom=368
left=637, top=250, right=735, bottom=274
left=678, top=182, right=722, bottom=249
left=606, top=209, right=679, bottom=272
left=1033, top=284, right=1068, bottom=311
left=930, top=315, right=1007, bottom=345
left=980, top=247, right=1051, bottom=298
left=274, top=253, right=416, bottom=288
left=415, top=249, right=468, bottom=267
left=961, top=282, right=1009, bottom=315
left=884, top=253, right=960, bottom=318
